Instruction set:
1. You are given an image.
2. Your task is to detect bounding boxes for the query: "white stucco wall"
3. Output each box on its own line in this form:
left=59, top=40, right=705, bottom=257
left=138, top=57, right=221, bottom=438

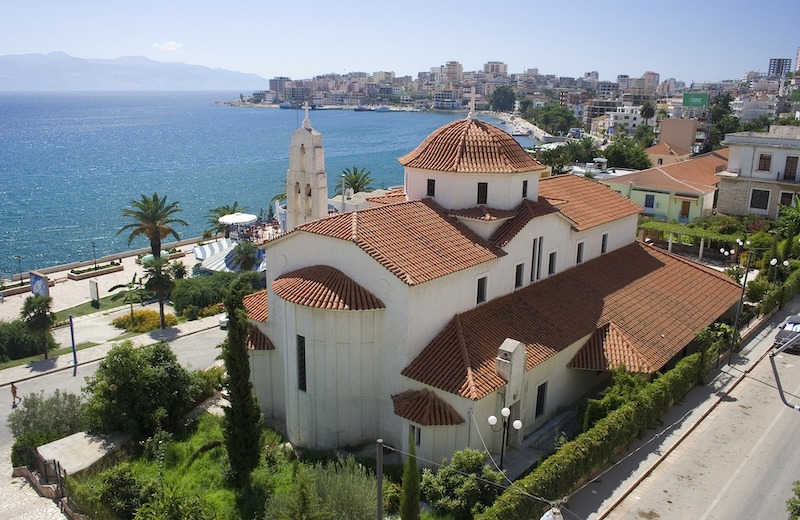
left=404, top=167, right=541, bottom=210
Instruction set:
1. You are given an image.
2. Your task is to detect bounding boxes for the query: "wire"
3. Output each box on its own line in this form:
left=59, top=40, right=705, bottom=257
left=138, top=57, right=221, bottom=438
left=726, top=364, right=800, bottom=399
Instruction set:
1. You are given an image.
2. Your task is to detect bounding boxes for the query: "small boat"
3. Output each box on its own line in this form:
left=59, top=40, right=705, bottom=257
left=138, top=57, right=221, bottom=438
left=374, top=105, right=391, bottom=112
left=354, top=105, right=373, bottom=112
left=279, top=102, right=298, bottom=109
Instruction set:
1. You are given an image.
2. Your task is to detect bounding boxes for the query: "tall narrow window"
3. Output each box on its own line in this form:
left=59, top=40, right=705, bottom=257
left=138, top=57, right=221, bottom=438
left=576, top=242, right=584, bottom=264
left=426, top=179, right=436, bottom=197
left=786, top=156, right=799, bottom=180
left=535, top=382, right=548, bottom=418
left=644, top=194, right=655, bottom=208
left=476, top=276, right=487, bottom=304
left=297, top=335, right=307, bottom=392
left=548, top=251, right=557, bottom=276
left=758, top=154, right=772, bottom=171
left=477, top=182, right=488, bottom=204
left=529, top=237, right=543, bottom=281
left=601, top=233, right=608, bottom=254
left=514, top=263, right=524, bottom=288
left=409, top=424, right=421, bottom=446
left=522, top=180, right=529, bottom=198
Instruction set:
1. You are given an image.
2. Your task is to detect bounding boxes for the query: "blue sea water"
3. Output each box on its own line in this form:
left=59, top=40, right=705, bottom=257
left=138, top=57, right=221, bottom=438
left=0, top=91, right=537, bottom=275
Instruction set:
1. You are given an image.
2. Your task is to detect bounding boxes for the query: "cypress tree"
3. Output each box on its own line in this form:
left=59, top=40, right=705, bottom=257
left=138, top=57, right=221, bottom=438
left=222, top=275, right=263, bottom=486
left=400, top=435, right=421, bottom=520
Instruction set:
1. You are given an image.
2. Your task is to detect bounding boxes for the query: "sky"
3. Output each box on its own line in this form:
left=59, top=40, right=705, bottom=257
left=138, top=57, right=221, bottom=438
left=3, top=0, right=799, bottom=85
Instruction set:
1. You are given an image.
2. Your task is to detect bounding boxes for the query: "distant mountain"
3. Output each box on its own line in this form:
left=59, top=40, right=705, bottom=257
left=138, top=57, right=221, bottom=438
left=0, top=52, right=267, bottom=91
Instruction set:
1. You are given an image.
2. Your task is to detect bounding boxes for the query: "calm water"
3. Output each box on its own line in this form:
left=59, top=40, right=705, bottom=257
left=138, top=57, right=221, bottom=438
left=0, top=91, right=537, bottom=275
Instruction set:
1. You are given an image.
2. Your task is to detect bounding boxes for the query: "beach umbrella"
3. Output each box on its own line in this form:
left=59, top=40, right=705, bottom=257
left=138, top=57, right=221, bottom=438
left=218, top=212, right=257, bottom=226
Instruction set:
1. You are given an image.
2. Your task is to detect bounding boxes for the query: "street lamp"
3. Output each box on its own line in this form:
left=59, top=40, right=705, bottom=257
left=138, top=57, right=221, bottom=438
left=14, top=255, right=22, bottom=286
left=91, top=240, right=97, bottom=269
left=488, top=406, right=522, bottom=469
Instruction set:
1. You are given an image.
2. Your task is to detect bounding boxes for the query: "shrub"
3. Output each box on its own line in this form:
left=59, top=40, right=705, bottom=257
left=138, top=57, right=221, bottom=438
left=199, top=303, right=224, bottom=318
left=581, top=368, right=648, bottom=432
left=421, top=448, right=504, bottom=520
left=82, top=341, right=194, bottom=438
left=171, top=272, right=239, bottom=314
left=745, top=277, right=772, bottom=302
left=313, top=457, right=378, bottom=520
left=184, top=304, right=200, bottom=321
left=384, top=480, right=402, bottom=513
left=8, top=390, right=86, bottom=467
left=112, top=309, right=177, bottom=332
left=99, top=462, right=158, bottom=518
left=0, top=319, right=56, bottom=361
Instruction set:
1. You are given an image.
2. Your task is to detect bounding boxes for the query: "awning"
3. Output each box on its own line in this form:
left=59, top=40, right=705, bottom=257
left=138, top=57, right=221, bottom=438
left=674, top=195, right=699, bottom=202
left=193, top=238, right=233, bottom=261
left=201, top=244, right=266, bottom=273
left=219, top=212, right=257, bottom=226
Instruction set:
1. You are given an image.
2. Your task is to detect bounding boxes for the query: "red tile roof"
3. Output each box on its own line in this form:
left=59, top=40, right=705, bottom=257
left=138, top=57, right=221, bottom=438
left=448, top=206, right=519, bottom=221
left=402, top=242, right=741, bottom=400
left=646, top=142, right=691, bottom=157
left=398, top=117, right=547, bottom=173
left=568, top=322, right=655, bottom=372
left=248, top=324, right=275, bottom=351
left=243, top=290, right=268, bottom=322
left=273, top=265, right=385, bottom=310
left=391, top=388, right=465, bottom=426
left=490, top=199, right=562, bottom=247
left=367, top=188, right=408, bottom=206
left=296, top=199, right=506, bottom=285
left=604, top=150, right=728, bottom=196
left=538, top=175, right=643, bottom=231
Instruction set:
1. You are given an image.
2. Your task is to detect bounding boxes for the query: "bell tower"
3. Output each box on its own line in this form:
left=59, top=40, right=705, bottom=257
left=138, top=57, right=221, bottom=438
left=286, top=103, right=328, bottom=232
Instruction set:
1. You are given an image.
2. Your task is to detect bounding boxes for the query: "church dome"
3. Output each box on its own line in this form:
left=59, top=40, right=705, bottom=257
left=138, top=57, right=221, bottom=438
left=398, top=117, right=546, bottom=174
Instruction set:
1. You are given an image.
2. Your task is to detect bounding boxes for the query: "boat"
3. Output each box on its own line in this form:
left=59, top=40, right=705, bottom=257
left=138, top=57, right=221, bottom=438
left=353, top=105, right=373, bottom=112
left=374, top=105, right=391, bottom=112
left=279, top=102, right=298, bottom=109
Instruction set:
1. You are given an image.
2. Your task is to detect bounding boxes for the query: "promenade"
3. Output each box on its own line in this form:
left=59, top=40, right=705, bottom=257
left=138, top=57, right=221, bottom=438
left=0, top=242, right=221, bottom=520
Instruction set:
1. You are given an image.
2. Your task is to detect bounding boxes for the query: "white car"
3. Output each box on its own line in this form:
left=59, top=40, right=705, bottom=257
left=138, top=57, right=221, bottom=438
left=219, top=314, right=229, bottom=329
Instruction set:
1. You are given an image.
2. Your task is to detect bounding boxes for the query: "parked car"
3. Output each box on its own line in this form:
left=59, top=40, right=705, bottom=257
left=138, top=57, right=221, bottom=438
left=219, top=314, right=229, bottom=330
left=773, top=314, right=800, bottom=353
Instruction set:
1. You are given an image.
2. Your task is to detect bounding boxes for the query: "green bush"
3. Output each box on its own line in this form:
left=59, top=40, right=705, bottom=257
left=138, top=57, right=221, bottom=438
left=170, top=272, right=239, bottom=314
left=184, top=304, right=200, bottom=321
left=199, top=303, right=224, bottom=318
left=581, top=368, right=648, bottom=432
left=478, top=354, right=702, bottom=520
left=313, top=457, right=378, bottom=520
left=112, top=309, right=177, bottom=332
left=421, top=448, right=504, bottom=520
left=745, top=277, right=772, bottom=302
left=82, top=341, right=194, bottom=439
left=0, top=319, right=56, bottom=361
left=8, top=390, right=86, bottom=467
left=384, top=480, right=402, bottom=513
left=99, top=462, right=158, bottom=518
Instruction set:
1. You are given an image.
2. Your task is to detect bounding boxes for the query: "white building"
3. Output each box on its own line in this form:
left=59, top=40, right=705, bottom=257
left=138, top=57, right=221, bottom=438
left=607, top=105, right=644, bottom=134
left=716, top=126, right=800, bottom=218
left=731, top=95, right=778, bottom=122
left=246, top=110, right=741, bottom=465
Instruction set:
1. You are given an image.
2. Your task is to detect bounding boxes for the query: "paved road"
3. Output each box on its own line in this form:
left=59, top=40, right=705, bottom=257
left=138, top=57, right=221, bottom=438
left=562, top=301, right=800, bottom=520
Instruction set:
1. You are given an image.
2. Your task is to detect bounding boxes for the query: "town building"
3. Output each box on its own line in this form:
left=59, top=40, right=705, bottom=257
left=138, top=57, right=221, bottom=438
left=731, top=94, right=779, bottom=122
left=716, top=126, right=800, bottom=218
left=768, top=58, right=792, bottom=78
left=245, top=107, right=741, bottom=465
left=607, top=105, right=644, bottom=135
left=645, top=142, right=692, bottom=167
left=603, top=150, right=728, bottom=223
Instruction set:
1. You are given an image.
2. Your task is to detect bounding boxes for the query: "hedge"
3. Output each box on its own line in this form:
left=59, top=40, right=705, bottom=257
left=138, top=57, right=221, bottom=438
left=477, top=353, right=703, bottom=520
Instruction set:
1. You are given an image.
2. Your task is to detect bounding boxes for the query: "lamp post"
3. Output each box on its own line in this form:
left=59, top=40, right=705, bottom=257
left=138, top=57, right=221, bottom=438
left=14, top=255, right=22, bottom=286
left=91, top=241, right=97, bottom=269
left=488, top=406, right=522, bottom=469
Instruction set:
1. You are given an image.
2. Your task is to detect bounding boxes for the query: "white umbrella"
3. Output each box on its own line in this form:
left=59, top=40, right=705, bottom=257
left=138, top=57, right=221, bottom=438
left=219, top=212, right=257, bottom=225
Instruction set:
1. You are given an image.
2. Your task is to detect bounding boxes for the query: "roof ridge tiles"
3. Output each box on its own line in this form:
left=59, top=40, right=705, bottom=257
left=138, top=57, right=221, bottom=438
left=454, top=314, right=479, bottom=400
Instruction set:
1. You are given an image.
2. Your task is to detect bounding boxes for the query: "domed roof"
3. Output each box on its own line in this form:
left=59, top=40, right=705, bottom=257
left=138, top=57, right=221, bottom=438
left=398, top=117, right=546, bottom=174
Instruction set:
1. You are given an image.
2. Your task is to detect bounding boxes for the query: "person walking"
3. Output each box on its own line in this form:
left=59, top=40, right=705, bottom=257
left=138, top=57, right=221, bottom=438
left=11, top=382, right=20, bottom=407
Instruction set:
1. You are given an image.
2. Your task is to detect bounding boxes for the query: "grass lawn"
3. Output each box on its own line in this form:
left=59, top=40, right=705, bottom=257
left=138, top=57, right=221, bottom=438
left=53, top=295, right=132, bottom=322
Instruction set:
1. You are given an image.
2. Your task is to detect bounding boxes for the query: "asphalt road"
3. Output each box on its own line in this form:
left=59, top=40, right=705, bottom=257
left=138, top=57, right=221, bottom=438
left=0, top=327, right=226, bottom=476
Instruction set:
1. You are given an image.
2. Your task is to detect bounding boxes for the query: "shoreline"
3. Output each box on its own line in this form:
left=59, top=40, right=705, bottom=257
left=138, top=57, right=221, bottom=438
left=488, top=111, right=552, bottom=141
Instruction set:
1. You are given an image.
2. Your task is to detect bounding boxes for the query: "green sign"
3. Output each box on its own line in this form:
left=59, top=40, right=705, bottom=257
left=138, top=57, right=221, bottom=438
left=683, top=93, right=709, bottom=108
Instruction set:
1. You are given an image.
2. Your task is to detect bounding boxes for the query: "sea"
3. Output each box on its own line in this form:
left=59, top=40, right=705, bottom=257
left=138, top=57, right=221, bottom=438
left=0, top=91, right=538, bottom=276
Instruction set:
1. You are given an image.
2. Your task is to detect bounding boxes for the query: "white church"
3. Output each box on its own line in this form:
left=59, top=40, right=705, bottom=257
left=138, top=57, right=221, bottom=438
left=243, top=107, right=741, bottom=464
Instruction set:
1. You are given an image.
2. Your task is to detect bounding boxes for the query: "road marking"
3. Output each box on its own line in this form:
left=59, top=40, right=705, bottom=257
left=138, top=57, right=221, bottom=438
left=697, top=378, right=800, bottom=520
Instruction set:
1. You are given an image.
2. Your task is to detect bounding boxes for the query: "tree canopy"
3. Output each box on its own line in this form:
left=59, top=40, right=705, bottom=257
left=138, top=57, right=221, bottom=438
left=602, top=137, right=652, bottom=170
left=20, top=295, right=56, bottom=359
left=118, top=192, right=188, bottom=258
left=207, top=201, right=249, bottom=238
left=524, top=103, right=578, bottom=135
left=335, top=166, right=375, bottom=196
left=489, top=86, right=515, bottom=112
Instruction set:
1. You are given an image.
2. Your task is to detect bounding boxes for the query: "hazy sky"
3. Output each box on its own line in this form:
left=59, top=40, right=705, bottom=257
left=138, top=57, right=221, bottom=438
left=3, top=0, right=798, bottom=84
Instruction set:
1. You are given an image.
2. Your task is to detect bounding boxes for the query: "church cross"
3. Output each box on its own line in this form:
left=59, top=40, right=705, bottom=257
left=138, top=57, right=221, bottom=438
left=465, top=86, right=479, bottom=119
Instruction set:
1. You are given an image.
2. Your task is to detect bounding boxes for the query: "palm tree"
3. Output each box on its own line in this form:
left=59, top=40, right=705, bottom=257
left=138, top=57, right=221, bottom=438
left=207, top=201, right=249, bottom=238
left=108, top=273, right=146, bottom=320
left=143, top=257, right=175, bottom=329
left=641, top=101, right=655, bottom=127
left=20, top=295, right=56, bottom=359
left=232, top=241, right=258, bottom=271
left=579, top=137, right=600, bottom=161
left=334, top=166, right=374, bottom=196
left=118, top=193, right=188, bottom=258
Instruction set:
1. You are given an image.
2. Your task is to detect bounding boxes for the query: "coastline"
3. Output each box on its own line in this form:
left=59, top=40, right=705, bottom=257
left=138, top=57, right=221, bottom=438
left=487, top=111, right=552, bottom=141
